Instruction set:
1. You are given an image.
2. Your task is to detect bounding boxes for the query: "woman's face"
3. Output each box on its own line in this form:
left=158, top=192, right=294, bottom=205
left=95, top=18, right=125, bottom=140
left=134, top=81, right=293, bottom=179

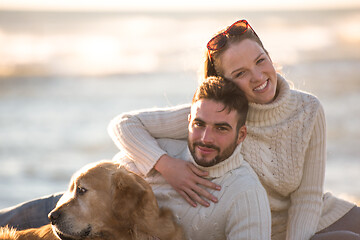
left=219, top=39, right=277, bottom=104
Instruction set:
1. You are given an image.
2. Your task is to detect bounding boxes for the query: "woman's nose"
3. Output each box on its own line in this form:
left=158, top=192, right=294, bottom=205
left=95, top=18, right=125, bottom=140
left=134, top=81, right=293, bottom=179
left=251, top=68, right=263, bottom=82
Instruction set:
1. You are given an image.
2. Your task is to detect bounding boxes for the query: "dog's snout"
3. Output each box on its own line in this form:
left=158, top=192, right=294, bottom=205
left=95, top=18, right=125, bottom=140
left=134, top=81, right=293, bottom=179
left=48, top=210, right=61, bottom=225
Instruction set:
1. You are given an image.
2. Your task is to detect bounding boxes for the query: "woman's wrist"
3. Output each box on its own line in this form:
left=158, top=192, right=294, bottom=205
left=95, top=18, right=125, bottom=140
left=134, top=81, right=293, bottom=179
left=154, top=154, right=170, bottom=174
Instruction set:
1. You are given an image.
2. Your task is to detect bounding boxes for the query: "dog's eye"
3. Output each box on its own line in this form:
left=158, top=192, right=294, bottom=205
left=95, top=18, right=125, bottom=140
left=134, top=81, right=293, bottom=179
left=76, top=186, right=87, bottom=195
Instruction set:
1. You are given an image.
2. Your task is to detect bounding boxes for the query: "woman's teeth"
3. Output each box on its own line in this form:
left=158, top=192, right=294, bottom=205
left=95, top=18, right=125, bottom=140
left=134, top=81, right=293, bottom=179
left=254, top=80, right=268, bottom=91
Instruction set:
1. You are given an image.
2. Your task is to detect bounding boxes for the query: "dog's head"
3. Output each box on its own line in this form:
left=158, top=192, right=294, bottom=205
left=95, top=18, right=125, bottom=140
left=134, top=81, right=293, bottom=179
left=49, top=161, right=159, bottom=240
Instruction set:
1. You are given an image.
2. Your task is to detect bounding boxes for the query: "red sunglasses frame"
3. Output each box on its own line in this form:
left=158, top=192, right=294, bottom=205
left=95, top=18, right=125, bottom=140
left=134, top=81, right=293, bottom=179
left=207, top=19, right=256, bottom=62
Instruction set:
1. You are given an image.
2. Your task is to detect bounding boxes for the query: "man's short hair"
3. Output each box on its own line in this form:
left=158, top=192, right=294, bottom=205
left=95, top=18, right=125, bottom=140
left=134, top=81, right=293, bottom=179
left=192, top=76, right=248, bottom=128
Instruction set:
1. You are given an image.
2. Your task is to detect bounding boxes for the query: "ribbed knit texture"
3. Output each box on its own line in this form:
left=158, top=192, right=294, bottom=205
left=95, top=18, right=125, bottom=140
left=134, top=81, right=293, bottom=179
left=108, top=104, right=190, bottom=175
left=114, top=139, right=271, bottom=240
left=108, top=74, right=355, bottom=240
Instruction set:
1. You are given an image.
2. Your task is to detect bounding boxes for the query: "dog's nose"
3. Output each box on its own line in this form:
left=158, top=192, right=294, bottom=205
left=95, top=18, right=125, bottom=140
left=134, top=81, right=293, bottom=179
left=48, top=210, right=61, bottom=225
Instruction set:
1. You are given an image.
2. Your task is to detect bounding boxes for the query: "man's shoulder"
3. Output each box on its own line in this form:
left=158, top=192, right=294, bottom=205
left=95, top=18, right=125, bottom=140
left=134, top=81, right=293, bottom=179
left=156, top=138, right=188, bottom=159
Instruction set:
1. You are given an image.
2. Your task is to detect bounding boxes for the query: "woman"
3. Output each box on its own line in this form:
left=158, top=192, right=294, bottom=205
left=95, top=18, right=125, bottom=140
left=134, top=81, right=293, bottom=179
left=108, top=20, right=359, bottom=240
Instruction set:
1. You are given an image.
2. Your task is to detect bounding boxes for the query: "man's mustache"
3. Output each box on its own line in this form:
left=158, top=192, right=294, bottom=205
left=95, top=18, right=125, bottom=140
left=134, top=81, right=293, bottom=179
left=194, top=142, right=220, bottom=152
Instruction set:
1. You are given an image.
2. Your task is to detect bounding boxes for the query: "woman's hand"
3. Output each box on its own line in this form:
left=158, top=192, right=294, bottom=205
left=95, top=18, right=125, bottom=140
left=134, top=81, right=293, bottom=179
left=154, top=154, right=221, bottom=207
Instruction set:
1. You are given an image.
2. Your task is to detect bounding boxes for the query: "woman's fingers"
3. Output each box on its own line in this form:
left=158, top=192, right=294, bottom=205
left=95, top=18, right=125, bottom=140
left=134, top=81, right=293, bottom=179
left=178, top=181, right=218, bottom=207
left=188, top=163, right=221, bottom=191
left=178, top=190, right=197, bottom=208
left=156, top=155, right=221, bottom=207
left=184, top=188, right=211, bottom=207
left=181, top=164, right=220, bottom=206
left=191, top=182, right=219, bottom=204
left=188, top=163, right=209, bottom=177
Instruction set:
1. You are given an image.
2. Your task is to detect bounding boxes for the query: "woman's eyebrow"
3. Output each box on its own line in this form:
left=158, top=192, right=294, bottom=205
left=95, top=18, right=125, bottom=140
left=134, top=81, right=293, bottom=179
left=255, top=52, right=265, bottom=60
left=231, top=67, right=245, bottom=76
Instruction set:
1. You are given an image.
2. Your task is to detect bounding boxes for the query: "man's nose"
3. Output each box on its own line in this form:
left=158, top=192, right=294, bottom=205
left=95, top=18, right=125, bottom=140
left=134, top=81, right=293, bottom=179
left=201, top=127, right=214, bottom=143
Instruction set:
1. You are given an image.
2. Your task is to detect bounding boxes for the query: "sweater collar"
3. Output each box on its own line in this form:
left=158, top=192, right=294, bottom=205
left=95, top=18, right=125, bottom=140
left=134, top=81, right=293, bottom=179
left=246, top=74, right=295, bottom=127
left=186, top=143, right=244, bottom=179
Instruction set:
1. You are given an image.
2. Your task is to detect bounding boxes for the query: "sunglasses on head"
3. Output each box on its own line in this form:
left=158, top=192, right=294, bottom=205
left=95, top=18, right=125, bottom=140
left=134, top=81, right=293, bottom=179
left=207, top=19, right=256, bottom=60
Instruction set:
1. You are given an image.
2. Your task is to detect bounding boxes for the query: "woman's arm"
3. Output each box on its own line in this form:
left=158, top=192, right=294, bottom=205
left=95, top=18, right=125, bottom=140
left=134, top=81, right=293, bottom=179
left=286, top=104, right=326, bottom=240
left=108, top=104, right=220, bottom=207
left=108, top=104, right=190, bottom=174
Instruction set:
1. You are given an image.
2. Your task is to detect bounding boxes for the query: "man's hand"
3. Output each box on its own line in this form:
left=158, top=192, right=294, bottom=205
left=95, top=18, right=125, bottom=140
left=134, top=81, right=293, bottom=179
left=154, top=154, right=221, bottom=207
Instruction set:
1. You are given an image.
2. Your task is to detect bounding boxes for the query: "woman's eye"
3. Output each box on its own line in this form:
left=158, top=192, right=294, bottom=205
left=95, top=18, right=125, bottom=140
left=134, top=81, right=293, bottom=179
left=234, top=71, right=246, bottom=79
left=256, top=58, right=265, bottom=64
left=76, top=186, right=87, bottom=195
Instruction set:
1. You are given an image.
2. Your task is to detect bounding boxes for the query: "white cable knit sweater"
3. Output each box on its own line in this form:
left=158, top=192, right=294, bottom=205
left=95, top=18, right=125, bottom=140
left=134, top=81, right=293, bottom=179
left=108, top=74, right=355, bottom=240
left=114, top=140, right=271, bottom=240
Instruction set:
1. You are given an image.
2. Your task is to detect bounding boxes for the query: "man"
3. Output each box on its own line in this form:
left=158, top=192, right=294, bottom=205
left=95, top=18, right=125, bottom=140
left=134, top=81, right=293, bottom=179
left=0, top=77, right=271, bottom=239
left=113, top=76, right=271, bottom=239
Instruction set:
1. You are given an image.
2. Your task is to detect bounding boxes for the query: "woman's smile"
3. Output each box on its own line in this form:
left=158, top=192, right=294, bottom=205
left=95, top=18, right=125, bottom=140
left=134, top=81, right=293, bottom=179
left=253, top=79, right=269, bottom=92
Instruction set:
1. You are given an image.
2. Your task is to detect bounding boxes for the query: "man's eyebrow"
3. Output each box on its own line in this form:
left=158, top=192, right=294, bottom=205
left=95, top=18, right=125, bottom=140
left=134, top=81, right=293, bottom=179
left=214, top=122, right=233, bottom=129
left=193, top=118, right=233, bottom=129
left=193, top=117, right=205, bottom=123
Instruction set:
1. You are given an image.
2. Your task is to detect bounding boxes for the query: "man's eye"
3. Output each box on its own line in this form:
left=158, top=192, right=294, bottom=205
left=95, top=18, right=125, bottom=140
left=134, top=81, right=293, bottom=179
left=194, top=122, right=204, bottom=127
left=217, top=127, right=229, bottom=132
left=76, top=186, right=87, bottom=195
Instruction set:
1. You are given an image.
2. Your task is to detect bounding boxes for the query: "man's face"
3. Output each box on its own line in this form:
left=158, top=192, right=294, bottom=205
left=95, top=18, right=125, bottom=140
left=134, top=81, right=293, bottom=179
left=188, top=99, right=246, bottom=167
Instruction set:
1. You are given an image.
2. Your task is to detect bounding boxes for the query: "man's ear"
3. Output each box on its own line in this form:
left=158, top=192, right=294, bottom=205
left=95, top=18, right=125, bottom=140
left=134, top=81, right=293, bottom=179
left=236, top=125, right=247, bottom=145
left=111, top=167, right=147, bottom=219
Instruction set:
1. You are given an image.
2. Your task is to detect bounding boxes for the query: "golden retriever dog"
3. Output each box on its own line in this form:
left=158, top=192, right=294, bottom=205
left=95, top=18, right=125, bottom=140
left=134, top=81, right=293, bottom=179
left=0, top=224, right=57, bottom=240
left=0, top=161, right=184, bottom=240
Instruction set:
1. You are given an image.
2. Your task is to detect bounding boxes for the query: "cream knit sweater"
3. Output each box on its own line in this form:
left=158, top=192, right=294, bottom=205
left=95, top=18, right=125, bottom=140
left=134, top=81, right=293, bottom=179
left=114, top=139, right=271, bottom=240
left=108, top=74, right=355, bottom=240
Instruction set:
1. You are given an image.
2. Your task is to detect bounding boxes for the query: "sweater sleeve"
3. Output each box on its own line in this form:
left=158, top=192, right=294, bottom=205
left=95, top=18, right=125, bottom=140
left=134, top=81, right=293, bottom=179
left=107, top=104, right=190, bottom=176
left=286, top=104, right=326, bottom=240
left=226, top=187, right=272, bottom=240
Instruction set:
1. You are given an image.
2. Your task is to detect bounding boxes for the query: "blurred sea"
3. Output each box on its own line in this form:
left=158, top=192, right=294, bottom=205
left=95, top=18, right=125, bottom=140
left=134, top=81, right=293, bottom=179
left=0, top=9, right=359, bottom=208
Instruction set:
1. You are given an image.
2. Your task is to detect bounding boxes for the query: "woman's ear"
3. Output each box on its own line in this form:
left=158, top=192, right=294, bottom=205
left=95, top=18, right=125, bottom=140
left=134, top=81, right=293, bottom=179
left=188, top=114, right=191, bottom=123
left=236, top=125, right=247, bottom=145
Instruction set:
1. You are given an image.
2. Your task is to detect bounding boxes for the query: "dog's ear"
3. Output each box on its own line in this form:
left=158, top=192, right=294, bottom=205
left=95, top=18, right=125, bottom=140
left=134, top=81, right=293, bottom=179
left=111, top=167, right=148, bottom=220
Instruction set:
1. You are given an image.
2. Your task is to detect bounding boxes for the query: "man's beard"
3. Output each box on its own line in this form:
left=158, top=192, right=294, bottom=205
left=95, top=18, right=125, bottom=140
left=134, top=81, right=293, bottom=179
left=188, top=138, right=238, bottom=167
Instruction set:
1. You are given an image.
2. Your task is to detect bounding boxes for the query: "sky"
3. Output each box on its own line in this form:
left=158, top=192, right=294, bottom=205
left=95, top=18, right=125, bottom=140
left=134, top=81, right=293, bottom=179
left=0, top=0, right=360, bottom=11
